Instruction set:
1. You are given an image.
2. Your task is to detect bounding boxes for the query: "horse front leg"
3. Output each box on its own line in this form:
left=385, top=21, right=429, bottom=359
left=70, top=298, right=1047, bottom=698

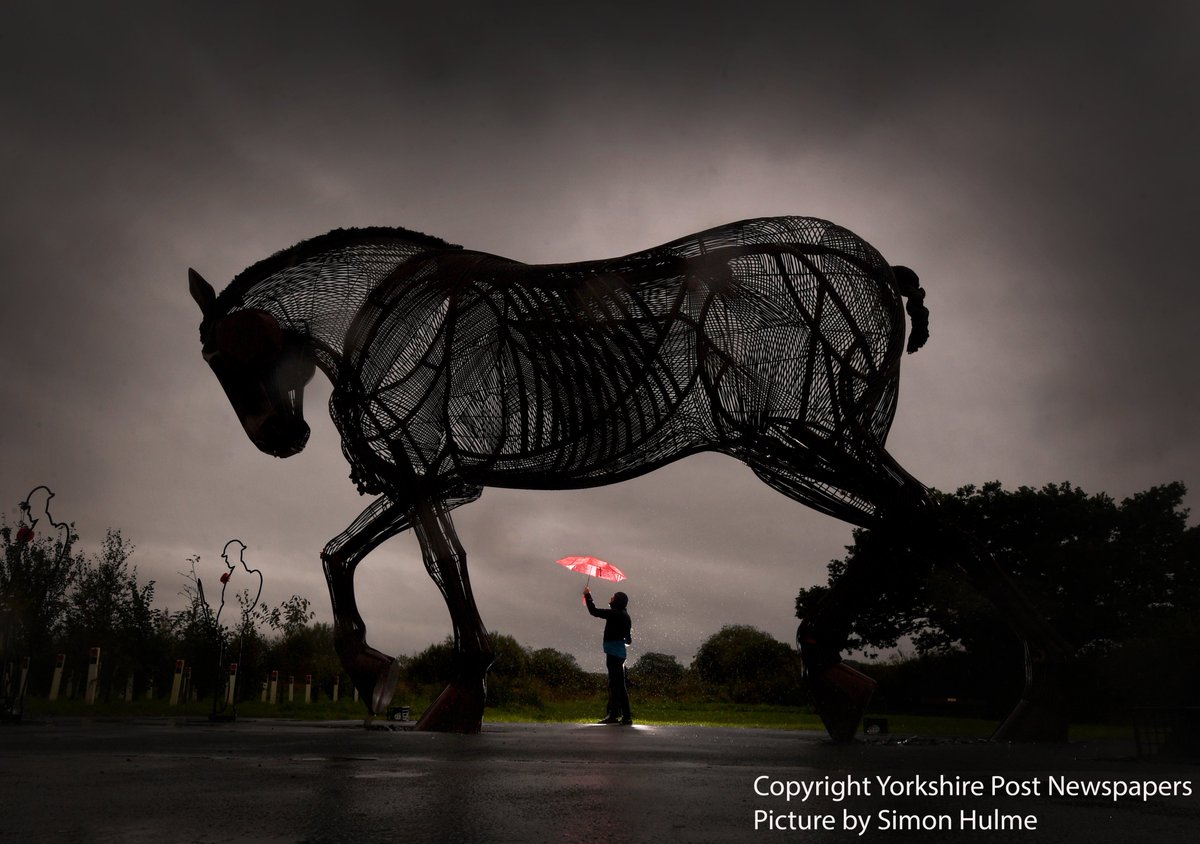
left=322, top=496, right=410, bottom=715
left=412, top=498, right=494, bottom=733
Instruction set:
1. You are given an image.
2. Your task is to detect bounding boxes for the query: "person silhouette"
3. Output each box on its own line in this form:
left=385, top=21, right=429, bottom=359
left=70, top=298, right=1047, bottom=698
left=215, top=539, right=263, bottom=627
left=583, top=586, right=633, bottom=725
left=16, top=486, right=70, bottom=563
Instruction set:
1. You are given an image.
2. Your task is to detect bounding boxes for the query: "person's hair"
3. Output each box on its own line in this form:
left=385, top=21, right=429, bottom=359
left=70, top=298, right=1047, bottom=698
left=611, top=591, right=629, bottom=610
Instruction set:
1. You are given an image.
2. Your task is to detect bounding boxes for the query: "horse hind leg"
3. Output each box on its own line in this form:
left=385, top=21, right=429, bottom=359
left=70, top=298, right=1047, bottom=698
left=918, top=516, right=1071, bottom=742
left=751, top=451, right=1072, bottom=743
left=747, top=457, right=882, bottom=742
left=411, top=498, right=494, bottom=733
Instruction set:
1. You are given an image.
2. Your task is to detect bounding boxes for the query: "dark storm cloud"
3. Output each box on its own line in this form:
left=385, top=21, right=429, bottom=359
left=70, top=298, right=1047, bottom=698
left=2, top=1, right=1196, bottom=662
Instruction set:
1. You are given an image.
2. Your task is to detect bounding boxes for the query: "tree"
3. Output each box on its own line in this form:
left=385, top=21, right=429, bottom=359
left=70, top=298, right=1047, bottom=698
left=406, top=632, right=540, bottom=706
left=529, top=647, right=590, bottom=691
left=692, top=625, right=804, bottom=704
left=169, top=556, right=223, bottom=699
left=265, top=594, right=316, bottom=638
left=407, top=638, right=456, bottom=687
left=0, top=519, right=81, bottom=668
left=795, top=481, right=1200, bottom=713
left=628, top=651, right=686, bottom=697
left=63, top=530, right=160, bottom=700
left=261, top=620, right=340, bottom=701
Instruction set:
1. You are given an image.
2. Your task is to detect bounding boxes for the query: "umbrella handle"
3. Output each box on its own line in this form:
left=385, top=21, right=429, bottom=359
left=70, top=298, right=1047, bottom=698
left=585, top=574, right=591, bottom=590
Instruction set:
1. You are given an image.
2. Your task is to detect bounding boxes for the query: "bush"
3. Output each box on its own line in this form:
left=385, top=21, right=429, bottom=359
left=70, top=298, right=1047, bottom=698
left=692, top=625, right=806, bottom=705
left=628, top=652, right=686, bottom=698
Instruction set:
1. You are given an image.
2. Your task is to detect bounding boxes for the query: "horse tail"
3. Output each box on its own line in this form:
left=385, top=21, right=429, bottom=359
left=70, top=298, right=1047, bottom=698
left=891, top=265, right=929, bottom=354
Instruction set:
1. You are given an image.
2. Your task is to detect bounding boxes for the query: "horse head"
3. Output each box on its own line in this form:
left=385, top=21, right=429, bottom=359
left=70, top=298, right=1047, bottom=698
left=189, top=269, right=315, bottom=458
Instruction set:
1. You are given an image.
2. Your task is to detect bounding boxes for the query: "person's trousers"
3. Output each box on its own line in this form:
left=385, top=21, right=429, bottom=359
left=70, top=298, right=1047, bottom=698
left=606, top=653, right=631, bottom=719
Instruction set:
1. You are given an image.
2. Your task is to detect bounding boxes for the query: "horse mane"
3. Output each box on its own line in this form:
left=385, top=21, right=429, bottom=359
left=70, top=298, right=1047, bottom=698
left=891, top=265, right=929, bottom=354
left=216, top=225, right=461, bottom=307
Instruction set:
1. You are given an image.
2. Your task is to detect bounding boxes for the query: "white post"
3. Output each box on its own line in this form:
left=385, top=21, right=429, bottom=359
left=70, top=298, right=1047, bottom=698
left=169, top=660, right=184, bottom=705
left=48, top=653, right=65, bottom=702
left=225, top=663, right=238, bottom=707
left=183, top=666, right=192, bottom=703
left=287, top=675, right=295, bottom=703
left=124, top=675, right=135, bottom=702
left=84, top=647, right=101, bottom=705
left=304, top=674, right=312, bottom=704
left=332, top=676, right=339, bottom=703
left=269, top=670, right=278, bottom=704
left=261, top=681, right=268, bottom=702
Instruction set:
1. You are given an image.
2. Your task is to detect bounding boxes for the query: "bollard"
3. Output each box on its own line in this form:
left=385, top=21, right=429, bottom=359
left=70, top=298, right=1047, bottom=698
left=183, top=666, right=192, bottom=703
left=304, top=674, right=312, bottom=704
left=145, top=679, right=154, bottom=701
left=226, top=663, right=238, bottom=707
left=288, top=675, right=295, bottom=703
left=125, top=675, right=135, bottom=702
left=269, top=669, right=279, bottom=704
left=169, top=660, right=185, bottom=705
left=332, top=676, right=339, bottom=703
left=49, top=654, right=65, bottom=702
left=84, top=647, right=101, bottom=705
left=261, top=681, right=268, bottom=702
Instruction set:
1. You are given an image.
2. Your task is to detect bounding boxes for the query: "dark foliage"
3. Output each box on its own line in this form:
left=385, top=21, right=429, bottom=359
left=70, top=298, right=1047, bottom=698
left=797, top=481, right=1199, bottom=715
left=692, top=624, right=806, bottom=704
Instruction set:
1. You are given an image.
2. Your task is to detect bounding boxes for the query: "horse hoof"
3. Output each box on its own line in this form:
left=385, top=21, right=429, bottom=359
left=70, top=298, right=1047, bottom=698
left=993, top=660, right=1069, bottom=742
left=810, top=662, right=876, bottom=742
left=370, top=657, right=402, bottom=716
left=415, top=682, right=486, bottom=733
left=341, top=646, right=400, bottom=715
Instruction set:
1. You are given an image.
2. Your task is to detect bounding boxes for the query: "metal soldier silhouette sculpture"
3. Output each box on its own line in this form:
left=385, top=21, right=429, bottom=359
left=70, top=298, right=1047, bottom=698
left=189, top=217, right=1069, bottom=740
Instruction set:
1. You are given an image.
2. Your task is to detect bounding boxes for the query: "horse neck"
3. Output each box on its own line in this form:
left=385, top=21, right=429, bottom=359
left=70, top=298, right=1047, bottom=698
left=236, top=238, right=452, bottom=381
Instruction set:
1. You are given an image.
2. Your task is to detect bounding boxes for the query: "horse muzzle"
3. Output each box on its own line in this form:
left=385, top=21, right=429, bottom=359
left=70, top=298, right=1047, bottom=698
left=251, top=414, right=311, bottom=458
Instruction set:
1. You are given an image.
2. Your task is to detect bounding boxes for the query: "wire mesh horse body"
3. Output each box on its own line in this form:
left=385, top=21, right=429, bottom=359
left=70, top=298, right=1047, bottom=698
left=334, top=217, right=927, bottom=521
left=189, top=216, right=1068, bottom=739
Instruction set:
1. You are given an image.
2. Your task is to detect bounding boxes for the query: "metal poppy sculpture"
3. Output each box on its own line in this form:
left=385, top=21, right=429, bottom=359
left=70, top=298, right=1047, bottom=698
left=189, top=216, right=1069, bottom=740
left=3, top=486, right=73, bottom=721
left=198, top=539, right=264, bottom=721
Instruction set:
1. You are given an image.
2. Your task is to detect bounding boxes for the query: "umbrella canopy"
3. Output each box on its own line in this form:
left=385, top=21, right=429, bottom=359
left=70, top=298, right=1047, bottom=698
left=555, top=555, right=626, bottom=583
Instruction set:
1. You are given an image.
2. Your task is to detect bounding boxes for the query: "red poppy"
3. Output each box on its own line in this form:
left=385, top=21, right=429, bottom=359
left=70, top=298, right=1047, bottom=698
left=16, top=526, right=34, bottom=543
left=220, top=572, right=231, bottom=584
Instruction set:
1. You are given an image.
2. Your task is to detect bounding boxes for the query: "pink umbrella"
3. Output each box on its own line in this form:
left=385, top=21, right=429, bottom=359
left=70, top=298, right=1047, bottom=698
left=555, top=555, right=626, bottom=588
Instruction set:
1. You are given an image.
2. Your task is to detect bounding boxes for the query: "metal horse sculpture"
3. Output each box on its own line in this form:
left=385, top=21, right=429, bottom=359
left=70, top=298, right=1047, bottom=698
left=189, top=217, right=1069, bottom=740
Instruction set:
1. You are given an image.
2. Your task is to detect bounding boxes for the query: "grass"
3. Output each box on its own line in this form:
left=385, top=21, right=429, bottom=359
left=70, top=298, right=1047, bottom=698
left=17, top=694, right=1132, bottom=741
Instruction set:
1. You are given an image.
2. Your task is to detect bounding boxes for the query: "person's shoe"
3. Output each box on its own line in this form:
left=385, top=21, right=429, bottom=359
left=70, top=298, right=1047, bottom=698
left=597, top=716, right=620, bottom=725
left=619, top=718, right=634, bottom=726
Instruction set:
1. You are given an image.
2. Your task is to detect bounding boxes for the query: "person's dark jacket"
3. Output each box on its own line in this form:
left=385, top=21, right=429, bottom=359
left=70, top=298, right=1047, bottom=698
left=585, top=593, right=632, bottom=645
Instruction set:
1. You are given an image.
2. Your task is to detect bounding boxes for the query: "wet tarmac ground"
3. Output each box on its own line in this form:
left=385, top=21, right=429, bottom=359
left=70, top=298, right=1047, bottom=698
left=1, top=717, right=1197, bottom=842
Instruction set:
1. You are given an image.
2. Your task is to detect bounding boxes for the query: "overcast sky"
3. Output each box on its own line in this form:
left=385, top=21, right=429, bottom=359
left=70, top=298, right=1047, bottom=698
left=3, top=2, right=1197, bottom=670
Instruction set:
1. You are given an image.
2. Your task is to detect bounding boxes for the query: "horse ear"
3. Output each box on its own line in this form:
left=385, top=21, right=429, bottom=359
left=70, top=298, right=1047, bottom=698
left=189, top=268, right=217, bottom=315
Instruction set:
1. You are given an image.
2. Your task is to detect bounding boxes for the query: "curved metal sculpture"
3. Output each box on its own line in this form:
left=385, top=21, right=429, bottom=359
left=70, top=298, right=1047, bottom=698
left=188, top=217, right=1069, bottom=739
left=16, top=486, right=70, bottom=553
left=201, top=539, right=264, bottom=720
left=3, top=486, right=72, bottom=721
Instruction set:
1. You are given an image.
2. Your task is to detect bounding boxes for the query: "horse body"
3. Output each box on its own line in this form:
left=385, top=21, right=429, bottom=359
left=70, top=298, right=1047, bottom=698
left=333, top=219, right=913, bottom=524
left=190, top=216, right=1069, bottom=740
